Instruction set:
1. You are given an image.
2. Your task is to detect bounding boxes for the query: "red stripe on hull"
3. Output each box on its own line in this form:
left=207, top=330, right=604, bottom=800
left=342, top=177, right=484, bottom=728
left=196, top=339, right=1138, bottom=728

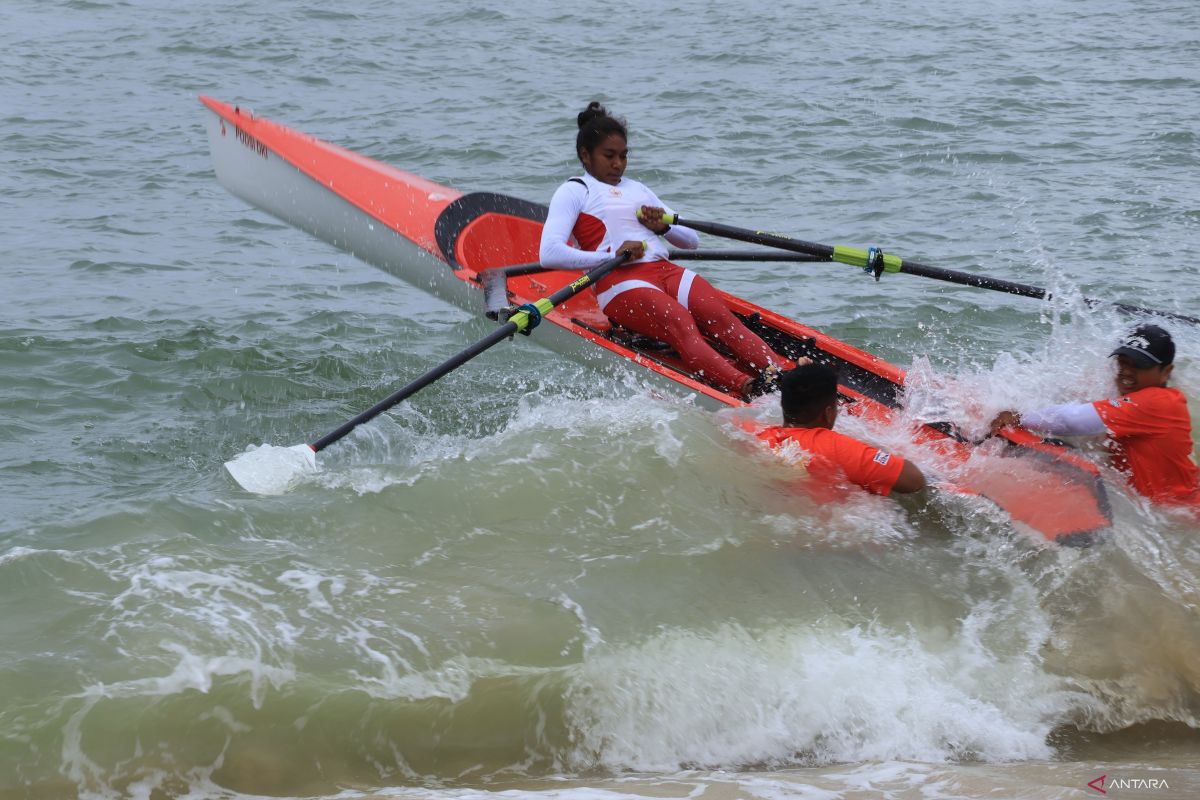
left=200, top=96, right=460, bottom=256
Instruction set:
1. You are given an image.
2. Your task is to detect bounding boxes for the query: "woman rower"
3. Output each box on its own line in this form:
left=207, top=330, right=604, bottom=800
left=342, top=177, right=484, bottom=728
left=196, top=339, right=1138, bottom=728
left=538, top=101, right=787, bottom=398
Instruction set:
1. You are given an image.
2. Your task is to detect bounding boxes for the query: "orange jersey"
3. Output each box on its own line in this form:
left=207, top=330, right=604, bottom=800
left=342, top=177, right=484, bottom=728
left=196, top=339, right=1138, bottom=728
left=757, top=425, right=906, bottom=497
left=1092, top=386, right=1200, bottom=506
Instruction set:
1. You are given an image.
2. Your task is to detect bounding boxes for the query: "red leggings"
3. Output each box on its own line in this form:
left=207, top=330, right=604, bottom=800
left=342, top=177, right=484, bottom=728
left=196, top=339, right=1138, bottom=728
left=597, top=261, right=784, bottom=393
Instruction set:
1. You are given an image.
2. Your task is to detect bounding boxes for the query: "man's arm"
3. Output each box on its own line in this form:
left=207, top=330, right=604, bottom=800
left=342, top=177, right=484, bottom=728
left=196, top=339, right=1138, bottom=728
left=832, top=431, right=926, bottom=496
left=891, top=459, right=926, bottom=494
left=991, top=402, right=1107, bottom=437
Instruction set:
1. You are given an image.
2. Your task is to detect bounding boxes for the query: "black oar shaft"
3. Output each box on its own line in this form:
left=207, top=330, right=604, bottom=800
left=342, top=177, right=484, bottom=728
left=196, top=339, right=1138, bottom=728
left=671, top=217, right=835, bottom=260
left=310, top=253, right=629, bottom=453
left=311, top=323, right=518, bottom=452
left=670, top=214, right=1200, bottom=326
left=1110, top=302, right=1200, bottom=326
left=898, top=260, right=1048, bottom=299
left=672, top=215, right=1048, bottom=295
left=667, top=249, right=826, bottom=263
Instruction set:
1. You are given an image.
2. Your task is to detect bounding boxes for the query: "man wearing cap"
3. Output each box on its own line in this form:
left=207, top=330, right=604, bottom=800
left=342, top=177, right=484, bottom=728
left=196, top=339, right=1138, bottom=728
left=990, top=324, right=1199, bottom=507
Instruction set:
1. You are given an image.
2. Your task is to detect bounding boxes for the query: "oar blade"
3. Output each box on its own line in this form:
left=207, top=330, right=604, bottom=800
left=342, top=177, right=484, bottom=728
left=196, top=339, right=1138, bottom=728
left=224, top=443, right=318, bottom=495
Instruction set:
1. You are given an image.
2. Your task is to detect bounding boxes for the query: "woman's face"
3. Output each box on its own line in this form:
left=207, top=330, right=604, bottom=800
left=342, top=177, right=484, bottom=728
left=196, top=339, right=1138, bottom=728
left=579, top=133, right=628, bottom=185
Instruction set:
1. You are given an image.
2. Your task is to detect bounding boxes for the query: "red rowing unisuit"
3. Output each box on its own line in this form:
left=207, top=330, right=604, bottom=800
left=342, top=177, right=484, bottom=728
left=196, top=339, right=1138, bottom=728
left=538, top=173, right=784, bottom=393
left=597, top=259, right=783, bottom=391
left=757, top=425, right=906, bottom=497
left=1092, top=386, right=1200, bottom=506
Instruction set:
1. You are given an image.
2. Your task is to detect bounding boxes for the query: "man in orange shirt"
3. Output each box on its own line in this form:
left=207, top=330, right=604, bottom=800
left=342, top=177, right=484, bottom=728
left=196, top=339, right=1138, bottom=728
left=991, top=324, right=1199, bottom=507
left=757, top=362, right=926, bottom=496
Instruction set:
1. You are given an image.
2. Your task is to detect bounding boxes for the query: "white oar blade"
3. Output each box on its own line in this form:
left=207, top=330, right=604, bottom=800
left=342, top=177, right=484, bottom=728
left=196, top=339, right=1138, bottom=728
left=224, top=443, right=318, bottom=495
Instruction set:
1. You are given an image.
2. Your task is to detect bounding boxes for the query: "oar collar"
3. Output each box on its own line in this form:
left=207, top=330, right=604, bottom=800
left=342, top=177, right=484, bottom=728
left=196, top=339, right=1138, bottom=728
left=866, top=247, right=886, bottom=281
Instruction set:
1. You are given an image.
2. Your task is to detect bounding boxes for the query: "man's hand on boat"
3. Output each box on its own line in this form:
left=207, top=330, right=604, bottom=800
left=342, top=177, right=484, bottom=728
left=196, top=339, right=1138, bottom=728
left=989, top=410, right=1021, bottom=435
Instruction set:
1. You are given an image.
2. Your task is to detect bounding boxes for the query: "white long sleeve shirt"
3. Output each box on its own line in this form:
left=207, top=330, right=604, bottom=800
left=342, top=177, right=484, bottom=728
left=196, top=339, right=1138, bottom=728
left=539, top=172, right=698, bottom=270
left=1021, top=402, right=1108, bottom=436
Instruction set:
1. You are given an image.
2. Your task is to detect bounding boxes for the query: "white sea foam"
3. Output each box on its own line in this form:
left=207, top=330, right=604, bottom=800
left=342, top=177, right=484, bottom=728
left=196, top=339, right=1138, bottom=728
left=347, top=654, right=552, bottom=703
left=277, top=568, right=345, bottom=614
left=897, top=316, right=1130, bottom=441
left=554, top=593, right=606, bottom=656
left=0, top=545, right=74, bottom=565
left=59, top=643, right=295, bottom=797
left=85, top=641, right=294, bottom=704
left=562, top=622, right=1070, bottom=771
left=309, top=387, right=696, bottom=497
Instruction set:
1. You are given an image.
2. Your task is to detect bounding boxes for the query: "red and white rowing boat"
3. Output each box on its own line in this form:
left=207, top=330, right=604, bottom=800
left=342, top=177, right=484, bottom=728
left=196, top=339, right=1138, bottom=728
left=199, top=96, right=1112, bottom=543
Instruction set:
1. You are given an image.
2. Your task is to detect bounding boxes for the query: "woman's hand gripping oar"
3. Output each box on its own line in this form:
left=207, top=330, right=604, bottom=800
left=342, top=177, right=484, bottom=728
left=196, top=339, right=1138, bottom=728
left=660, top=213, right=1200, bottom=326
left=224, top=250, right=633, bottom=494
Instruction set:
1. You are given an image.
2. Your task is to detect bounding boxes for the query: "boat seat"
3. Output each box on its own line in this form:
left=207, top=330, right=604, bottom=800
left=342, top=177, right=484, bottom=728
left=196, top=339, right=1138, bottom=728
left=606, top=325, right=676, bottom=352
left=569, top=316, right=677, bottom=354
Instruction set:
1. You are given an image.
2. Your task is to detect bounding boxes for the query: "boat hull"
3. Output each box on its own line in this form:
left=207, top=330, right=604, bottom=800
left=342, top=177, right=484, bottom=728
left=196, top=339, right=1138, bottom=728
left=200, top=96, right=1112, bottom=542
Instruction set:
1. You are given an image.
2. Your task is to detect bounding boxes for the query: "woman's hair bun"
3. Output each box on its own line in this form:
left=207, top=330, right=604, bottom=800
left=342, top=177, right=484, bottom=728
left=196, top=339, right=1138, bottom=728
left=577, top=101, right=608, bottom=129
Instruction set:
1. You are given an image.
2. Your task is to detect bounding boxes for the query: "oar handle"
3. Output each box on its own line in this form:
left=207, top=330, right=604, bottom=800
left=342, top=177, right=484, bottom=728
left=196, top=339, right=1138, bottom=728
left=309, top=251, right=631, bottom=453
